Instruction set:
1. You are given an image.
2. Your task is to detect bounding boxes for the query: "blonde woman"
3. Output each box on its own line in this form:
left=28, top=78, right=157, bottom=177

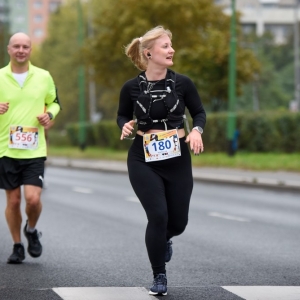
left=117, top=26, right=206, bottom=296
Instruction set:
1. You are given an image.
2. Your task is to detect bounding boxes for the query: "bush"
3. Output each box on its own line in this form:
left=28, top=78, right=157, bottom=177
left=60, top=111, right=300, bottom=153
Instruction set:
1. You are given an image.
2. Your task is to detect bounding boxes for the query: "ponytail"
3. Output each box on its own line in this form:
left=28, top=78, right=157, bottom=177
left=125, top=26, right=172, bottom=71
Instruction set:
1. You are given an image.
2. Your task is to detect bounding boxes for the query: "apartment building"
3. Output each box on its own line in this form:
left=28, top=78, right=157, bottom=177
left=28, top=0, right=62, bottom=45
left=215, top=0, right=298, bottom=43
left=0, top=0, right=9, bottom=26
left=3, top=0, right=62, bottom=46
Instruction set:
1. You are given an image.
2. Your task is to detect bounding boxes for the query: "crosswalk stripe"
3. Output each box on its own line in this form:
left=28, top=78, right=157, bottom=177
left=222, top=286, right=300, bottom=300
left=52, top=286, right=300, bottom=300
left=53, top=287, right=152, bottom=300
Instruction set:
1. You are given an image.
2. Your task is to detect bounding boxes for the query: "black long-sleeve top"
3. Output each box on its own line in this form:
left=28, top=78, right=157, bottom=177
left=117, top=72, right=206, bottom=132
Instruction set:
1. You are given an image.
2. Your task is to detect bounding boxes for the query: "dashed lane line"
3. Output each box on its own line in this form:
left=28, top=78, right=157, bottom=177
left=72, top=187, right=93, bottom=194
left=126, top=196, right=139, bottom=203
left=208, top=212, right=251, bottom=222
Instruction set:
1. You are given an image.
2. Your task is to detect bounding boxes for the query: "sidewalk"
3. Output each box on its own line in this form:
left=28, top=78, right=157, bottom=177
left=47, top=156, right=300, bottom=191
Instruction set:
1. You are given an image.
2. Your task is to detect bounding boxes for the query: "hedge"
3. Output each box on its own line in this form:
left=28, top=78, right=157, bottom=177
left=48, top=111, right=300, bottom=153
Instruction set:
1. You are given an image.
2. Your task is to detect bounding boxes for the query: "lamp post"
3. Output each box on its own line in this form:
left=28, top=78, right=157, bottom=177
left=227, top=0, right=237, bottom=155
left=87, top=2, right=101, bottom=123
left=294, top=0, right=300, bottom=111
left=77, top=0, right=86, bottom=150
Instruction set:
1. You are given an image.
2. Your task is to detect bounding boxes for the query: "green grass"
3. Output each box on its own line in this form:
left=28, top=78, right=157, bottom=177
left=48, top=146, right=300, bottom=172
left=192, top=152, right=300, bottom=171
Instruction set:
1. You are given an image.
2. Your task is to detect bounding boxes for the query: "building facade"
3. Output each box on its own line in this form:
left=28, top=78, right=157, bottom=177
left=5, top=0, right=62, bottom=46
left=215, top=0, right=298, bottom=43
left=28, top=0, right=62, bottom=45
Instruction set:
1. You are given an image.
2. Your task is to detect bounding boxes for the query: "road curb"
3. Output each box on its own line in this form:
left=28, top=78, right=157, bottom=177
left=47, top=157, right=300, bottom=192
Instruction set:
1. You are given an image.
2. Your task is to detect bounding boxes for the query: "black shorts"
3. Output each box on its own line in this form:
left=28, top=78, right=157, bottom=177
left=0, top=156, right=46, bottom=190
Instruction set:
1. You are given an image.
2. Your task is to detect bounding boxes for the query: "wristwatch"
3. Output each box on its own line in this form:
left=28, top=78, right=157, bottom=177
left=47, top=112, right=53, bottom=120
left=192, top=126, right=203, bottom=134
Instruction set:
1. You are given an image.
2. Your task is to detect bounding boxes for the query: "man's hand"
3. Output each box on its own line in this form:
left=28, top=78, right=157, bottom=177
left=0, top=102, right=9, bottom=114
left=37, top=113, right=51, bottom=127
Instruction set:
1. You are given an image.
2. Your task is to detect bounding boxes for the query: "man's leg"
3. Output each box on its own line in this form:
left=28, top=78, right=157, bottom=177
left=6, top=187, right=25, bottom=264
left=23, top=184, right=43, bottom=258
left=24, top=184, right=42, bottom=228
left=5, top=187, right=22, bottom=243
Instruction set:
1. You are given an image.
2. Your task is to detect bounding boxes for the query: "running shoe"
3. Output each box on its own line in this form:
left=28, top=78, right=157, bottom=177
left=149, top=273, right=168, bottom=296
left=7, top=243, right=25, bottom=264
left=165, top=240, right=173, bottom=262
left=23, top=221, right=42, bottom=257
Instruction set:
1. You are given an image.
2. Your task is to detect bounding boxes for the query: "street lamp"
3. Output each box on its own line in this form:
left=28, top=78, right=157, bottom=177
left=227, top=0, right=237, bottom=156
left=294, top=0, right=300, bottom=111
left=77, top=0, right=86, bottom=150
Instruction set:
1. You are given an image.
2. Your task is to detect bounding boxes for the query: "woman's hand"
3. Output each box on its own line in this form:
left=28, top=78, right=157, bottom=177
left=120, top=120, right=136, bottom=140
left=185, top=129, right=204, bottom=155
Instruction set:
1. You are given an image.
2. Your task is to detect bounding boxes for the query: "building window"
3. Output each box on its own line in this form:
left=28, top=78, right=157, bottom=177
left=16, top=1, right=25, bottom=9
left=265, top=24, right=292, bottom=44
left=260, top=0, right=279, bottom=9
left=16, top=16, right=25, bottom=23
left=49, top=1, right=60, bottom=12
left=34, top=14, right=43, bottom=23
left=242, top=24, right=256, bottom=35
left=243, top=3, right=255, bottom=10
left=33, top=28, right=44, bottom=37
left=33, top=0, right=42, bottom=9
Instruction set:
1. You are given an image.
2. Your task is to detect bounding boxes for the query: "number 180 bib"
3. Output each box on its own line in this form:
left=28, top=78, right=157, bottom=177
left=143, top=129, right=181, bottom=162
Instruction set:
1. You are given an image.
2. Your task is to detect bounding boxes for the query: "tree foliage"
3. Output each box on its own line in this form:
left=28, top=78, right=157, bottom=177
left=237, top=32, right=295, bottom=111
left=0, top=22, right=9, bottom=68
left=84, top=0, right=260, bottom=110
left=31, top=2, right=84, bottom=129
left=32, top=0, right=261, bottom=129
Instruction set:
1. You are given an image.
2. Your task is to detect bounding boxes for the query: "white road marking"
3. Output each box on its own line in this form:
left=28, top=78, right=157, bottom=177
left=126, top=196, right=140, bottom=203
left=208, top=212, right=250, bottom=222
left=53, top=287, right=152, bottom=300
left=223, top=286, right=300, bottom=300
left=72, top=187, right=93, bottom=194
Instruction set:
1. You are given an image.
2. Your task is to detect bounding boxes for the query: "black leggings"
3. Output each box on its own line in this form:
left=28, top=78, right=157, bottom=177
left=127, top=134, right=193, bottom=274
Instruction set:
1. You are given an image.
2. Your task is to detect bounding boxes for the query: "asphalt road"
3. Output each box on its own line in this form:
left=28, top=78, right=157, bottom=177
left=0, top=167, right=299, bottom=300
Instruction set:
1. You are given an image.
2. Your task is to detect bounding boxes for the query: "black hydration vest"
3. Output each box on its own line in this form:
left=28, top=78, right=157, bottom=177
left=134, top=69, right=185, bottom=132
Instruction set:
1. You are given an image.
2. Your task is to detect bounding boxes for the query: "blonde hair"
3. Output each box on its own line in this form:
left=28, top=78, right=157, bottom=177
left=125, top=26, right=172, bottom=71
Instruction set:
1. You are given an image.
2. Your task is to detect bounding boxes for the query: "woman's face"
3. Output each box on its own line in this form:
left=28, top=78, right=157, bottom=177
left=148, top=34, right=175, bottom=68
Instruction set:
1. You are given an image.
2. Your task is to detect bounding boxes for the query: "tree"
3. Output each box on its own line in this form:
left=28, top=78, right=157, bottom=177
left=32, top=0, right=261, bottom=129
left=31, top=1, right=88, bottom=129
left=84, top=0, right=260, bottom=112
left=237, top=32, right=294, bottom=111
left=0, top=21, right=9, bottom=67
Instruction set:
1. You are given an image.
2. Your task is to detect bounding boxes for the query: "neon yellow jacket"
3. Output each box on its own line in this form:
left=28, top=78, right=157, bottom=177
left=0, top=62, right=61, bottom=159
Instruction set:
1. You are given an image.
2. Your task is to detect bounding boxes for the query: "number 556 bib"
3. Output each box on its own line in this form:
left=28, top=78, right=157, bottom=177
left=8, top=125, right=39, bottom=150
left=143, top=129, right=181, bottom=162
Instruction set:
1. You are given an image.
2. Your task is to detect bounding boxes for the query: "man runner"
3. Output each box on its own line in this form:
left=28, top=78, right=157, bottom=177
left=0, top=32, right=61, bottom=263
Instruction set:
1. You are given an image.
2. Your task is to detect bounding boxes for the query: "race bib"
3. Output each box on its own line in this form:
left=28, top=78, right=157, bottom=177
left=143, top=129, right=181, bottom=162
left=9, top=125, right=39, bottom=150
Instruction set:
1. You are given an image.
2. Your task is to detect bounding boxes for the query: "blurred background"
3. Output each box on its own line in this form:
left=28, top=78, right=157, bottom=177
left=0, top=0, right=299, bottom=155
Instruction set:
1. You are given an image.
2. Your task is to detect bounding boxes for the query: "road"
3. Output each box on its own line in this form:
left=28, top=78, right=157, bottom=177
left=0, top=167, right=299, bottom=300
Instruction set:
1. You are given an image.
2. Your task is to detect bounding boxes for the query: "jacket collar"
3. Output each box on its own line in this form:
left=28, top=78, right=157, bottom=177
left=5, top=61, right=33, bottom=75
